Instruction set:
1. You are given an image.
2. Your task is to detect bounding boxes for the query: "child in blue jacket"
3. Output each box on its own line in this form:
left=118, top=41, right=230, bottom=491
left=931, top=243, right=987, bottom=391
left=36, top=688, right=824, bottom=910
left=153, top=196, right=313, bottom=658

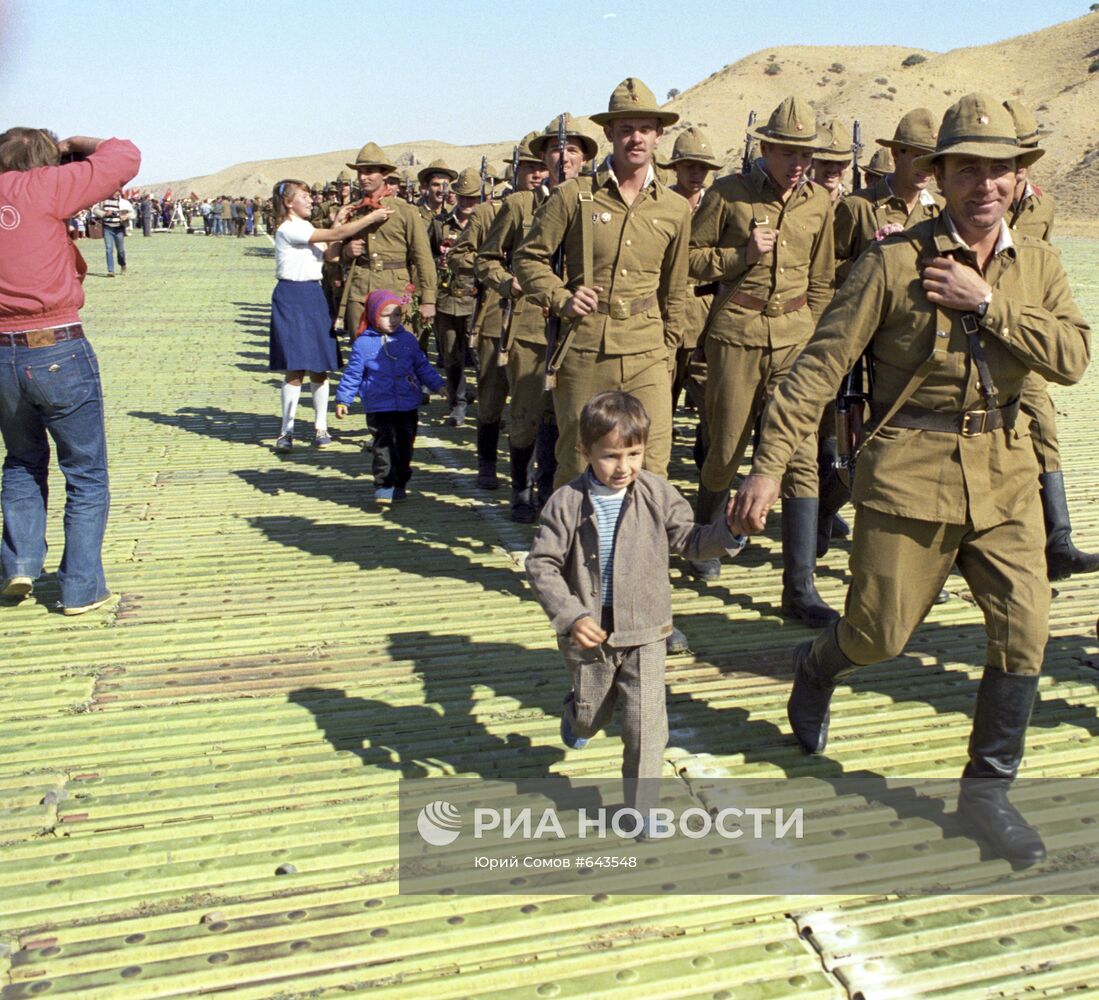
left=335, top=290, right=445, bottom=503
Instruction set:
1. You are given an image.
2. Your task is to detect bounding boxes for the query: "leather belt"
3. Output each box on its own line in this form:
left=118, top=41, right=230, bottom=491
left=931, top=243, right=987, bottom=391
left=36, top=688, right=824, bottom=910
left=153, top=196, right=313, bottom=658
left=0, top=324, right=86, bottom=349
left=366, top=259, right=406, bottom=272
left=729, top=291, right=808, bottom=317
left=870, top=398, right=1020, bottom=437
left=596, top=293, right=657, bottom=320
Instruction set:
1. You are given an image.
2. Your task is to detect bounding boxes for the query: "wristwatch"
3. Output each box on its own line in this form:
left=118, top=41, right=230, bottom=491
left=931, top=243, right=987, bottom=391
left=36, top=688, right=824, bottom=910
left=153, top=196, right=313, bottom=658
left=975, top=290, right=992, bottom=319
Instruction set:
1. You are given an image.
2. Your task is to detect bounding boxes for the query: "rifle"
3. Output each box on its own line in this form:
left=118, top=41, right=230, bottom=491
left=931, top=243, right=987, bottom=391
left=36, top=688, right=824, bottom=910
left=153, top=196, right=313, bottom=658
left=741, top=110, right=757, bottom=175
left=497, top=143, right=523, bottom=366
left=479, top=155, right=489, bottom=203
left=851, top=120, right=863, bottom=192
left=833, top=352, right=873, bottom=488
left=543, top=114, right=569, bottom=390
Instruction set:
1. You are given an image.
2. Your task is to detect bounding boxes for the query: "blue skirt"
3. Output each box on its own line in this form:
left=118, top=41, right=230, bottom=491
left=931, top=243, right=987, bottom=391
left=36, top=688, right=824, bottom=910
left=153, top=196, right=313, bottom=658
left=269, top=279, right=341, bottom=372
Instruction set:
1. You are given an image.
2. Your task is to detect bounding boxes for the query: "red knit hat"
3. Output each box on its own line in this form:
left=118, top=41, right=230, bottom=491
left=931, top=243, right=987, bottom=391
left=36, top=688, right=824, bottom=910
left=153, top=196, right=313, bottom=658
left=359, top=289, right=403, bottom=334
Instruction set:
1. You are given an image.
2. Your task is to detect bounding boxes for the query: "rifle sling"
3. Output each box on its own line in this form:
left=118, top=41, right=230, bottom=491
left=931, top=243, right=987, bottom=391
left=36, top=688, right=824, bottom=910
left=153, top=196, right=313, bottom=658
left=545, top=186, right=595, bottom=388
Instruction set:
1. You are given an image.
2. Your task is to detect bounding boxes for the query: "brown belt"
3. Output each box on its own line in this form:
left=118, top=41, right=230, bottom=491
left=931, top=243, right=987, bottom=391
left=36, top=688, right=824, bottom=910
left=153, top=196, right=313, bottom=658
left=362, top=259, right=406, bottom=272
left=729, top=291, right=808, bottom=317
left=0, top=324, right=86, bottom=348
left=596, top=293, right=658, bottom=320
left=870, top=398, right=1020, bottom=437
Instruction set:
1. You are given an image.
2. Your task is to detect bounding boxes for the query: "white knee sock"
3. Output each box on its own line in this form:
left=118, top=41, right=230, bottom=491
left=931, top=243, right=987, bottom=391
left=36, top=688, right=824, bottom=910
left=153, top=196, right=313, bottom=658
left=280, top=382, right=302, bottom=435
left=311, top=380, right=330, bottom=432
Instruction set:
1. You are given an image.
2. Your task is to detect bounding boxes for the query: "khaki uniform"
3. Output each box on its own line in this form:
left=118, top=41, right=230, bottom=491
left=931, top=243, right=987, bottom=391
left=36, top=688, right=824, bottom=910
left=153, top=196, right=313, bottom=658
left=449, top=200, right=508, bottom=425
left=833, top=176, right=943, bottom=286
left=1009, top=183, right=1059, bottom=473
left=476, top=187, right=553, bottom=449
left=515, top=162, right=691, bottom=487
left=432, top=209, right=478, bottom=412
left=669, top=184, right=712, bottom=425
left=342, top=198, right=437, bottom=337
left=751, top=215, right=1090, bottom=672
left=688, top=163, right=835, bottom=498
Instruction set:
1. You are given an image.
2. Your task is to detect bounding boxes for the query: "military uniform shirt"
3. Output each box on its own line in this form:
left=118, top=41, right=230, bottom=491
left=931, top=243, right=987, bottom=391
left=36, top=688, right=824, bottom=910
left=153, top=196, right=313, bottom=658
left=431, top=210, right=477, bottom=317
left=1009, top=183, right=1054, bottom=242
left=751, top=214, right=1091, bottom=530
left=449, top=200, right=503, bottom=336
left=346, top=197, right=438, bottom=305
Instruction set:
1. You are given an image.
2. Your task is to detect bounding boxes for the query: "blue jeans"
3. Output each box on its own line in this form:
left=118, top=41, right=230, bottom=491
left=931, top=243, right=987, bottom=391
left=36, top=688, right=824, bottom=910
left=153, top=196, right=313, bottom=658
left=102, top=226, right=126, bottom=274
left=0, top=336, right=110, bottom=607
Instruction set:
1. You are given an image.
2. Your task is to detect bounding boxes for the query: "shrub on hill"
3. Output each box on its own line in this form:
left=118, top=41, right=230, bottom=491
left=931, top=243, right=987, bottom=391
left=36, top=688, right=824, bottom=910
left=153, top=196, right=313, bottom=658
left=902, top=53, right=927, bottom=67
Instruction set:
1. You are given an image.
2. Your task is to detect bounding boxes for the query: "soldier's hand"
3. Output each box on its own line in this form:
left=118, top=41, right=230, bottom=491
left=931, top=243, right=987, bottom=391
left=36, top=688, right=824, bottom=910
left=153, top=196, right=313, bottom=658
left=510, top=278, right=523, bottom=298
left=729, top=474, right=781, bottom=535
left=346, top=239, right=366, bottom=257
left=746, top=227, right=779, bottom=265
left=419, top=304, right=436, bottom=321
left=335, top=404, right=348, bottom=420
left=570, top=615, right=608, bottom=649
left=363, top=207, right=393, bottom=227
left=921, top=256, right=991, bottom=312
left=564, top=285, right=603, bottom=318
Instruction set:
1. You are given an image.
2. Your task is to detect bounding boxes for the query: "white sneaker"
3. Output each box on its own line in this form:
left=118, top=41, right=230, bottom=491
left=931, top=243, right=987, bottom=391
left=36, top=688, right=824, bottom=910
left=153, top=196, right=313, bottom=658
left=2, top=576, right=33, bottom=600
left=62, top=593, right=113, bottom=616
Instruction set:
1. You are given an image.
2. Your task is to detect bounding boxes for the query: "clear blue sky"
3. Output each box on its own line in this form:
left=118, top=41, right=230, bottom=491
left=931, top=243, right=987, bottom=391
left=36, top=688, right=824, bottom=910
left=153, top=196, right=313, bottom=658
left=0, top=0, right=1089, bottom=186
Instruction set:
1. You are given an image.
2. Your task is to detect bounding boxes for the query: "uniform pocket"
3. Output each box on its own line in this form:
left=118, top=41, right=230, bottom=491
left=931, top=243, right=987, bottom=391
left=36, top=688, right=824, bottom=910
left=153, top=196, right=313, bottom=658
left=22, top=344, right=101, bottom=412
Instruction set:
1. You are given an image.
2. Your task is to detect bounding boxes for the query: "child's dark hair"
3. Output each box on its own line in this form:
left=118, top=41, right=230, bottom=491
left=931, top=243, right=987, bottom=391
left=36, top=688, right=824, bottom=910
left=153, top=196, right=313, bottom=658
left=271, top=178, right=307, bottom=226
left=579, top=391, right=650, bottom=451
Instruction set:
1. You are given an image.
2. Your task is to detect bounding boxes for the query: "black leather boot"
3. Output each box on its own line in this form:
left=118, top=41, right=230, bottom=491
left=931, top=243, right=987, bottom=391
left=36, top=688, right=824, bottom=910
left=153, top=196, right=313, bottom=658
left=781, top=498, right=840, bottom=628
left=687, top=485, right=730, bottom=581
left=476, top=421, right=500, bottom=490
left=787, top=623, right=858, bottom=754
left=444, top=364, right=467, bottom=426
left=956, top=668, right=1046, bottom=868
left=1040, top=471, right=1099, bottom=581
left=509, top=444, right=537, bottom=523
left=534, top=419, right=559, bottom=511
left=816, top=466, right=851, bottom=559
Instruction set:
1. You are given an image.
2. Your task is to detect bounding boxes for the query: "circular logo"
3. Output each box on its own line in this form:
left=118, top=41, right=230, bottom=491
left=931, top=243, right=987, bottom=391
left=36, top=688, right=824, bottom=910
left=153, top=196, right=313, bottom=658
left=416, top=800, right=462, bottom=846
left=0, top=205, right=20, bottom=231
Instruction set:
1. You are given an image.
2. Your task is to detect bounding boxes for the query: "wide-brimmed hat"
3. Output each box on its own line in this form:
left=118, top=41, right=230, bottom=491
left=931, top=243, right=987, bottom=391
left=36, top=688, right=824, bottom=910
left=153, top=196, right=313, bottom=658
left=346, top=142, right=397, bottom=173
left=877, top=108, right=937, bottom=154
left=589, top=77, right=679, bottom=127
left=1003, top=100, right=1050, bottom=148
left=913, top=93, right=1045, bottom=171
left=748, top=96, right=818, bottom=147
left=812, top=118, right=854, bottom=162
left=504, top=131, right=543, bottom=168
left=862, top=147, right=893, bottom=178
left=335, top=169, right=352, bottom=184
left=451, top=167, right=483, bottom=198
left=417, top=158, right=458, bottom=185
left=660, top=126, right=721, bottom=169
left=528, top=113, right=599, bottom=160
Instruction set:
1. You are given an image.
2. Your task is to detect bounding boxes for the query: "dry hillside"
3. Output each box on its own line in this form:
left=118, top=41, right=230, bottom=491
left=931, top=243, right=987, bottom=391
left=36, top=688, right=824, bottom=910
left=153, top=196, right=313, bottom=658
left=159, top=12, right=1099, bottom=221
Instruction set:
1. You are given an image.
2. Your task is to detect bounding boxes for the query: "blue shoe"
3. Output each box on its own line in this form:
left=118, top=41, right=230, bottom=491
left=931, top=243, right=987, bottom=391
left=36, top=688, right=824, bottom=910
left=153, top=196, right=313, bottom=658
left=375, top=487, right=395, bottom=505
left=560, top=713, right=588, bottom=750
left=312, top=431, right=333, bottom=449
left=275, top=433, right=292, bottom=453
left=393, top=487, right=408, bottom=501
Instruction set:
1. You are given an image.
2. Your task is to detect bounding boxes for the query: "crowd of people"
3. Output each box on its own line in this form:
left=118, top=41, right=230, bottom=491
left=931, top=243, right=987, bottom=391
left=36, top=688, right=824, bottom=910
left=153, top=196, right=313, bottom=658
left=1, top=78, right=1095, bottom=866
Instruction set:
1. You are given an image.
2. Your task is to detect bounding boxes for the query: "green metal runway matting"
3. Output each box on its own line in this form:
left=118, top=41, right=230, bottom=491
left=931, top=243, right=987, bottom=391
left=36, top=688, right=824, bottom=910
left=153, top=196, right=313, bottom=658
left=1, top=232, right=1098, bottom=998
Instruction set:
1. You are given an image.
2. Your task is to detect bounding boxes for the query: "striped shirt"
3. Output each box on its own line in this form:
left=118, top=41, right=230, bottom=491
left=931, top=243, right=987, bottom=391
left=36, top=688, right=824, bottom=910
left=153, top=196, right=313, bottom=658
left=589, top=472, right=628, bottom=607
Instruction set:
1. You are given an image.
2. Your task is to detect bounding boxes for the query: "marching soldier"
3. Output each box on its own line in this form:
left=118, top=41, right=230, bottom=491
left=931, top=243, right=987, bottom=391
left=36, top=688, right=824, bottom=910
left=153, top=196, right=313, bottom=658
left=861, top=148, right=892, bottom=188
left=833, top=108, right=943, bottom=285
left=687, top=96, right=837, bottom=628
left=319, top=171, right=355, bottom=319
left=514, top=79, right=690, bottom=492
left=810, top=117, right=853, bottom=204
left=661, top=126, right=721, bottom=465
left=732, top=94, right=1091, bottom=868
left=477, top=119, right=591, bottom=522
left=338, top=142, right=437, bottom=338
left=1003, top=100, right=1099, bottom=580
left=430, top=168, right=483, bottom=426
left=416, top=159, right=456, bottom=226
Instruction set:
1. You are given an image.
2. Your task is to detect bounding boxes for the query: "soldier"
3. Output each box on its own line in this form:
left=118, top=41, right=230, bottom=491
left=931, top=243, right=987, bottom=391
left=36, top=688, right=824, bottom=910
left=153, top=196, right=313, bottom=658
left=319, top=172, right=355, bottom=319
left=660, top=126, right=720, bottom=463
left=448, top=156, right=517, bottom=488
left=514, top=80, right=689, bottom=491
left=810, top=117, right=853, bottom=204
left=1003, top=100, right=1099, bottom=580
left=338, top=142, right=437, bottom=338
left=416, top=159, right=456, bottom=226
left=686, top=96, right=837, bottom=629
left=861, top=148, right=892, bottom=188
left=833, top=108, right=942, bottom=285
left=430, top=168, right=482, bottom=426
left=732, top=94, right=1091, bottom=868
left=476, top=121, right=589, bottom=522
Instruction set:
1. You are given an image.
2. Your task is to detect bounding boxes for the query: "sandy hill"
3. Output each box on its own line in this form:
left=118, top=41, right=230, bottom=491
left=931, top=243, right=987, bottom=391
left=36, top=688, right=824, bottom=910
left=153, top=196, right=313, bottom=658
left=159, top=13, right=1099, bottom=221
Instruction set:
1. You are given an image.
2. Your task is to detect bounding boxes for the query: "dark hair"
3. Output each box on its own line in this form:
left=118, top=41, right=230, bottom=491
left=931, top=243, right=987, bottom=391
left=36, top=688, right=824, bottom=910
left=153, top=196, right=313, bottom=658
left=0, top=127, right=60, bottom=172
left=578, top=391, right=650, bottom=450
left=271, top=178, right=307, bottom=226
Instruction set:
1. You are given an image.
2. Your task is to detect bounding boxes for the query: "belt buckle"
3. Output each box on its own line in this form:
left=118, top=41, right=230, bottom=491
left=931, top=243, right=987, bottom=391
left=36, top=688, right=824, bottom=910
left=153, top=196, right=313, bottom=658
left=763, top=301, right=783, bottom=318
left=26, top=330, right=55, bottom=348
left=611, top=300, right=630, bottom=321
left=961, top=409, right=987, bottom=436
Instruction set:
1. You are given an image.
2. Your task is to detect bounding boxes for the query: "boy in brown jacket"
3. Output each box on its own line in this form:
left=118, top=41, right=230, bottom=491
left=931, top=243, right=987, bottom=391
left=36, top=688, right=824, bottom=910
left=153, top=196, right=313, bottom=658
left=526, top=392, right=745, bottom=831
